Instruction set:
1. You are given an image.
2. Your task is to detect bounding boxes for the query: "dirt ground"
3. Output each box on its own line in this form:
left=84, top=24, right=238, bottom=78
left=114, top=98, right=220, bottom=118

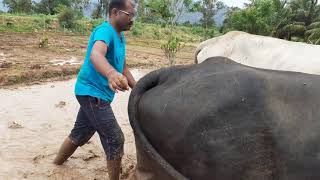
left=0, top=69, right=146, bottom=180
left=0, top=32, right=196, bottom=87
left=0, top=32, right=197, bottom=179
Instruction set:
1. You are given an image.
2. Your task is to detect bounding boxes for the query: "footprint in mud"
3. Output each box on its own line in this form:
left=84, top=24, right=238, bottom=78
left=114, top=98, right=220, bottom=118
left=47, top=167, right=86, bottom=179
left=23, top=172, right=28, bottom=178
left=84, top=150, right=100, bottom=161
left=33, top=153, right=55, bottom=164
left=70, top=149, right=101, bottom=162
left=8, top=121, right=23, bottom=129
left=18, top=171, right=33, bottom=179
left=55, top=101, right=66, bottom=108
left=33, top=154, right=46, bottom=164
left=40, top=123, right=52, bottom=129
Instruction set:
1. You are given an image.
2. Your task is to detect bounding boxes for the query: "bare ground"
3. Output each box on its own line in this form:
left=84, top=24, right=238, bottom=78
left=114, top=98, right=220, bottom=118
left=0, top=32, right=198, bottom=179
left=0, top=32, right=196, bottom=87
left=0, top=70, right=145, bottom=180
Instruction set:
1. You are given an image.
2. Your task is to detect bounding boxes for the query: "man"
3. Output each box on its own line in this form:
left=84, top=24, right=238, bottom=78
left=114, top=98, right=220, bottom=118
left=53, top=0, right=136, bottom=179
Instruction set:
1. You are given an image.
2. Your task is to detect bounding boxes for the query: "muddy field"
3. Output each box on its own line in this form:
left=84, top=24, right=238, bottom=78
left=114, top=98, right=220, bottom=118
left=0, top=71, right=143, bottom=180
left=0, top=32, right=196, bottom=87
left=0, top=31, right=197, bottom=179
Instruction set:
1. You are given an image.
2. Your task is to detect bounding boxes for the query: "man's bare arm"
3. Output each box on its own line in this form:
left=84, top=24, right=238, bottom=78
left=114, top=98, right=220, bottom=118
left=90, top=41, right=129, bottom=92
left=123, top=63, right=136, bottom=89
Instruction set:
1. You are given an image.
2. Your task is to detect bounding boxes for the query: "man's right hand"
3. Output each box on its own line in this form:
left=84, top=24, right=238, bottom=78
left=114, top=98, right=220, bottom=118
left=106, top=69, right=129, bottom=93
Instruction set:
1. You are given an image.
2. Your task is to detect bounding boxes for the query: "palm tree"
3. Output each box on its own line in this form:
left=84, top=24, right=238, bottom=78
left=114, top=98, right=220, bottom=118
left=273, top=0, right=320, bottom=43
left=272, top=0, right=307, bottom=40
left=303, top=0, right=320, bottom=44
left=288, top=0, right=320, bottom=42
left=289, top=0, right=318, bottom=26
left=306, top=21, right=320, bottom=44
left=271, top=0, right=294, bottom=39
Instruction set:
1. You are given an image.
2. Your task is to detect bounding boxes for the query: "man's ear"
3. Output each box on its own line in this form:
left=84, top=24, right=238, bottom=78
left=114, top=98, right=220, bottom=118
left=111, top=8, right=118, bottom=16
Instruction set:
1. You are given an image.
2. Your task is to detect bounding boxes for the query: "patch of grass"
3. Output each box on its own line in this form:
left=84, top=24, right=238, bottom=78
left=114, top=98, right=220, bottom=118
left=0, top=14, right=56, bottom=32
left=0, top=14, right=213, bottom=87
left=39, top=34, right=49, bottom=48
left=90, top=18, right=105, bottom=29
left=126, top=58, right=155, bottom=68
left=0, top=66, right=80, bottom=86
left=0, top=14, right=216, bottom=43
left=131, top=22, right=144, bottom=37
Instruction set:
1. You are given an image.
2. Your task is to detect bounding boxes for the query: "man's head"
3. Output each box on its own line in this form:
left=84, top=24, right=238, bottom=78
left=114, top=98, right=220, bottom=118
left=109, top=0, right=135, bottom=31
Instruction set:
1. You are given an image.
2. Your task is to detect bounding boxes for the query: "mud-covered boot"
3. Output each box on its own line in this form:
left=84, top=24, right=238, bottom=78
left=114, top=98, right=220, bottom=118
left=53, top=137, right=78, bottom=165
left=107, top=159, right=122, bottom=180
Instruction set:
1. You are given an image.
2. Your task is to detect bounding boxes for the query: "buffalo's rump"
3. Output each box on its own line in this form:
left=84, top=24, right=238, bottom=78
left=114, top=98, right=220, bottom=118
left=128, top=57, right=320, bottom=180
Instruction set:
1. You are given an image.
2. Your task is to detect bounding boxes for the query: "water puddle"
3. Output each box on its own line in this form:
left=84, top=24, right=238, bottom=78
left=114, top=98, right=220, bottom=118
left=50, top=56, right=81, bottom=66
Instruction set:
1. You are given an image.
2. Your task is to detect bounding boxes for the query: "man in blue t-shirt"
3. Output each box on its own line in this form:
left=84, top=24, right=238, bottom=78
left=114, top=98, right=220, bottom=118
left=53, top=0, right=136, bottom=179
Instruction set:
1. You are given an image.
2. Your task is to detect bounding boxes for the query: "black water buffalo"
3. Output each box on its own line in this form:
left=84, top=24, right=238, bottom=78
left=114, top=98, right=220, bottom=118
left=128, top=57, right=320, bottom=180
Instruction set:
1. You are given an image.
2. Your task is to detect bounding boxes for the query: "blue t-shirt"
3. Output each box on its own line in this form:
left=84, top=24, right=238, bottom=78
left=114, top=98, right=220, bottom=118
left=75, top=21, right=126, bottom=102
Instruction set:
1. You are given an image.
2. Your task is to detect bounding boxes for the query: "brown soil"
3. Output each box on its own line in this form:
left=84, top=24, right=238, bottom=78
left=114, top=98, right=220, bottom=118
left=0, top=32, right=196, bottom=87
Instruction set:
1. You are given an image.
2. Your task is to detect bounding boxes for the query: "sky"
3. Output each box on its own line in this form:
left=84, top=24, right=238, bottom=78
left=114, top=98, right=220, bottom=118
left=0, top=0, right=7, bottom=12
left=221, top=0, right=250, bottom=8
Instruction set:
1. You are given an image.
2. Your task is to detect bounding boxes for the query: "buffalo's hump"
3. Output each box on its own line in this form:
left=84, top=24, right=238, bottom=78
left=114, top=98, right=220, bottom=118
left=128, top=57, right=320, bottom=180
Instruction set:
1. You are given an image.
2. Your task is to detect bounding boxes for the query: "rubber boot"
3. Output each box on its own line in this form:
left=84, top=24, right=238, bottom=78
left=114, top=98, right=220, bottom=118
left=53, top=137, right=78, bottom=165
left=107, top=159, right=122, bottom=180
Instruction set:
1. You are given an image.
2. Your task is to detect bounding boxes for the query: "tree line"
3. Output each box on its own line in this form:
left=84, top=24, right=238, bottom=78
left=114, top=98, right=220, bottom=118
left=3, top=0, right=319, bottom=64
left=223, top=0, right=320, bottom=44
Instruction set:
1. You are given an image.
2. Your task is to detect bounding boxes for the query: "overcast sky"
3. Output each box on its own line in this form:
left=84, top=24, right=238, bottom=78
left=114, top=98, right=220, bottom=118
left=221, top=0, right=250, bottom=8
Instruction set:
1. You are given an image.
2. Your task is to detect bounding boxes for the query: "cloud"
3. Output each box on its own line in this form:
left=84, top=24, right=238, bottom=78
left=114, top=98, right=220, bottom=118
left=221, top=0, right=250, bottom=8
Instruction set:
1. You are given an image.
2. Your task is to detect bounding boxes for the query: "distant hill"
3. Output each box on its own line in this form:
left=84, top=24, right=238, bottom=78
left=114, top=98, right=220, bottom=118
left=178, top=8, right=228, bottom=27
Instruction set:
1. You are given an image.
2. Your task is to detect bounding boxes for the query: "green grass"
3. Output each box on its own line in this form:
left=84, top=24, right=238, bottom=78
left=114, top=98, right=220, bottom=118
left=0, top=13, right=220, bottom=43
left=0, top=14, right=57, bottom=33
left=0, top=13, right=210, bottom=87
left=0, top=66, right=81, bottom=86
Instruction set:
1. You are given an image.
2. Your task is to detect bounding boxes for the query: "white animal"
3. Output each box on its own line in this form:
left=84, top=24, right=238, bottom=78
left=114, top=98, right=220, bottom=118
left=195, top=31, right=320, bottom=75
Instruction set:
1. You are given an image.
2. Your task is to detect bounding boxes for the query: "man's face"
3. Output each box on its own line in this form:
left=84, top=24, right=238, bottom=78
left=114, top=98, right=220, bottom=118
left=115, top=1, right=135, bottom=31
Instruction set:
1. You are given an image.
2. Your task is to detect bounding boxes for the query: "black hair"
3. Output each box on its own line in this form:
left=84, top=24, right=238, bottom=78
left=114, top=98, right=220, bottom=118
left=108, top=0, right=128, bottom=16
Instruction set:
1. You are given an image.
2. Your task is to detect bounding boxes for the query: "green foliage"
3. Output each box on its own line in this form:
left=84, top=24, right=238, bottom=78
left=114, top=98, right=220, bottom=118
left=272, top=0, right=320, bottom=41
left=223, top=0, right=320, bottom=44
left=223, top=0, right=276, bottom=35
left=283, top=22, right=306, bottom=36
left=90, top=18, right=105, bottom=29
left=306, top=22, right=320, bottom=44
left=141, top=0, right=196, bottom=25
left=57, top=6, right=77, bottom=29
left=136, top=0, right=147, bottom=22
left=131, top=22, right=144, bottom=37
left=33, top=0, right=87, bottom=15
left=0, top=14, right=58, bottom=33
left=161, top=33, right=183, bottom=65
left=71, top=21, right=91, bottom=35
left=39, top=34, right=49, bottom=48
left=142, top=0, right=197, bottom=65
left=152, top=29, right=161, bottom=39
left=180, top=25, right=217, bottom=39
left=145, top=0, right=175, bottom=25
left=91, top=0, right=110, bottom=19
left=0, top=14, right=212, bottom=46
left=3, top=0, right=33, bottom=14
left=43, top=17, right=52, bottom=29
left=91, top=5, right=104, bottom=19
left=308, top=21, right=320, bottom=29
left=192, top=0, right=225, bottom=28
